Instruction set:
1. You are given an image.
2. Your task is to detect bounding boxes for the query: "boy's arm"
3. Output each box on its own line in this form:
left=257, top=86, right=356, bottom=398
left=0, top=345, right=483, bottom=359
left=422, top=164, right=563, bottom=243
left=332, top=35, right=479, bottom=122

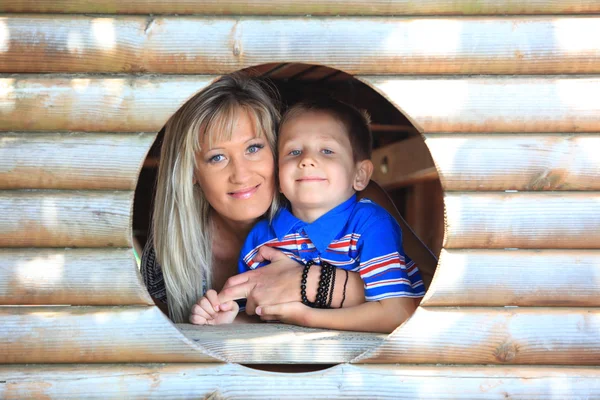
left=257, top=296, right=416, bottom=333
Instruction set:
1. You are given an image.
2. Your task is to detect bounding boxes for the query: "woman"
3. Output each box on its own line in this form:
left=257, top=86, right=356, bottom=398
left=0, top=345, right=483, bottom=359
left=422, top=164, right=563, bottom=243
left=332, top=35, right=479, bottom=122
left=141, top=72, right=436, bottom=324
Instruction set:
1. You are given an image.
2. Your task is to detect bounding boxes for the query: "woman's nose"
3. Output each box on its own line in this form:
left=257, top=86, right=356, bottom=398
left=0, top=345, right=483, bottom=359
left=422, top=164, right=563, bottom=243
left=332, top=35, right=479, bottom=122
left=229, top=157, right=251, bottom=183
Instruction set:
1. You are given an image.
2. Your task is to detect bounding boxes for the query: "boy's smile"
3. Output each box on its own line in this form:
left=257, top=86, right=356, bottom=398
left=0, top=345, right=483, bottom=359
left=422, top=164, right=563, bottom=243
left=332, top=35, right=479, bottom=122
left=278, top=110, right=366, bottom=223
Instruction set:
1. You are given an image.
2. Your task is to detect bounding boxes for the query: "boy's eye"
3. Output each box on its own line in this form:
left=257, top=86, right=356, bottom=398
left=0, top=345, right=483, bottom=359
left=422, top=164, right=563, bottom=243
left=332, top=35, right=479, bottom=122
left=321, top=149, right=334, bottom=155
left=289, top=149, right=302, bottom=156
left=208, top=154, right=225, bottom=163
left=247, top=143, right=264, bottom=154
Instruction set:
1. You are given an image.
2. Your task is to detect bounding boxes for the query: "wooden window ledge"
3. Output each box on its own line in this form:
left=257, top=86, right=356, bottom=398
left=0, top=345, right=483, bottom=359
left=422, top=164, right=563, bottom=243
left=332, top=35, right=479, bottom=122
left=177, top=323, right=386, bottom=364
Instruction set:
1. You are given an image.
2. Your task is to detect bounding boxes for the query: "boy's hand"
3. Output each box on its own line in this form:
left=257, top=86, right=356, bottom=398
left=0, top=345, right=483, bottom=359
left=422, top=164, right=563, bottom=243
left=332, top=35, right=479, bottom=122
left=190, top=289, right=239, bottom=325
left=255, top=301, right=312, bottom=327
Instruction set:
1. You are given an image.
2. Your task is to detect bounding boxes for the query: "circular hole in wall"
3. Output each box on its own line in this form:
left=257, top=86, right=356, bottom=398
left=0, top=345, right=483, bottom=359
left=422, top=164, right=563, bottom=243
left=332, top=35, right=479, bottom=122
left=132, top=63, right=443, bottom=368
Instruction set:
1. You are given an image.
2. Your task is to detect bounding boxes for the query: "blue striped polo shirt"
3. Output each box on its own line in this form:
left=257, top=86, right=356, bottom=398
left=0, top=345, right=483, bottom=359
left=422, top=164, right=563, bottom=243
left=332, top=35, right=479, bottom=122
left=239, top=195, right=425, bottom=301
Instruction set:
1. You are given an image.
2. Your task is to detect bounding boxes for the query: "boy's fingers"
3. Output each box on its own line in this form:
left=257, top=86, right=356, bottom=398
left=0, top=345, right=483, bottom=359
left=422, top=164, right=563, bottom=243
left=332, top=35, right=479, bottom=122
left=218, top=300, right=237, bottom=312
left=189, top=314, right=208, bottom=325
left=205, top=289, right=220, bottom=311
left=191, top=303, right=212, bottom=320
left=199, top=297, right=217, bottom=317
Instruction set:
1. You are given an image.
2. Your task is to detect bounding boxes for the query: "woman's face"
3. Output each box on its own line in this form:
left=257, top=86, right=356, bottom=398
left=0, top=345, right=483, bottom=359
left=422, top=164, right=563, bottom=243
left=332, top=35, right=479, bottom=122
left=194, top=110, right=276, bottom=226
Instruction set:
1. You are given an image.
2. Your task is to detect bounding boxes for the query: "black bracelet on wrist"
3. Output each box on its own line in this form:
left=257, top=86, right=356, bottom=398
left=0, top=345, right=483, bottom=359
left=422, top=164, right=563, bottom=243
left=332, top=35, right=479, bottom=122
left=302, top=260, right=338, bottom=309
left=340, top=269, right=349, bottom=308
left=300, top=260, right=316, bottom=307
left=316, top=261, right=335, bottom=309
left=327, top=262, right=336, bottom=308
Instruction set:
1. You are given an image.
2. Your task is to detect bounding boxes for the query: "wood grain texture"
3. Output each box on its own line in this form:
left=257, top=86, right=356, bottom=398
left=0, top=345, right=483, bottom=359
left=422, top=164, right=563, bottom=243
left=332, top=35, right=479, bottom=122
left=426, top=133, right=600, bottom=191
left=3, top=16, right=600, bottom=74
left=0, top=75, right=211, bottom=132
left=0, top=306, right=219, bottom=363
left=2, top=364, right=600, bottom=399
left=363, top=76, right=600, bottom=133
left=0, top=248, right=152, bottom=305
left=4, top=75, right=600, bottom=133
left=444, top=192, right=600, bottom=249
left=0, top=190, right=132, bottom=247
left=0, top=132, right=156, bottom=190
left=178, top=323, right=386, bottom=364
left=354, top=307, right=600, bottom=364
left=423, top=249, right=600, bottom=307
left=2, top=0, right=600, bottom=15
left=372, top=136, right=438, bottom=189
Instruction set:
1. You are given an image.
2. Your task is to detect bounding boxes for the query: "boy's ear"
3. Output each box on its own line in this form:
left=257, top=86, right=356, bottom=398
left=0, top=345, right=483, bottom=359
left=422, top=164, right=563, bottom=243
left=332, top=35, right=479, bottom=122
left=353, top=159, right=374, bottom=191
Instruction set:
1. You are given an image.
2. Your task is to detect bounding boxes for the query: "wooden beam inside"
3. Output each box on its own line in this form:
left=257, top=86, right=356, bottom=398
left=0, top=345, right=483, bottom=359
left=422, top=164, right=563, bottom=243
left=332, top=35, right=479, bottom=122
left=372, top=136, right=438, bottom=189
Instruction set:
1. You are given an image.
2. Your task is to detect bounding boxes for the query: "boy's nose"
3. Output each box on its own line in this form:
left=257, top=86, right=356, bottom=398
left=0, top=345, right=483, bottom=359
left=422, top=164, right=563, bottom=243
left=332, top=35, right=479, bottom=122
left=299, top=154, right=316, bottom=167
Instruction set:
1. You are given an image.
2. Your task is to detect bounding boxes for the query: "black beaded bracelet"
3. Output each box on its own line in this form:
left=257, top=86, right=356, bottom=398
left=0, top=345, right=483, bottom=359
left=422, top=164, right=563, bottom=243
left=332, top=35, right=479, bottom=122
left=300, top=260, right=316, bottom=307
left=327, top=263, right=336, bottom=308
left=317, top=262, right=336, bottom=309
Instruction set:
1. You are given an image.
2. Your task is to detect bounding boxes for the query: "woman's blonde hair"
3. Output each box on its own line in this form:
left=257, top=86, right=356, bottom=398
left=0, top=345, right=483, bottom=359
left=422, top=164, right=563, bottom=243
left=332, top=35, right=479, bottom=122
left=153, top=73, right=280, bottom=323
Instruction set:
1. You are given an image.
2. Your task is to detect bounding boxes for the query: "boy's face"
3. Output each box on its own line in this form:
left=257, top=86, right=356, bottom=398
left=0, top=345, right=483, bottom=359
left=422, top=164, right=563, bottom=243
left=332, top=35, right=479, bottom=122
left=278, top=111, right=369, bottom=222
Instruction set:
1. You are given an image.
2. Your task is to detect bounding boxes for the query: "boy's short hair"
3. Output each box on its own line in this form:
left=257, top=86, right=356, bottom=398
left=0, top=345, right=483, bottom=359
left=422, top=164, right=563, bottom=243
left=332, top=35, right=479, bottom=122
left=280, top=97, right=372, bottom=162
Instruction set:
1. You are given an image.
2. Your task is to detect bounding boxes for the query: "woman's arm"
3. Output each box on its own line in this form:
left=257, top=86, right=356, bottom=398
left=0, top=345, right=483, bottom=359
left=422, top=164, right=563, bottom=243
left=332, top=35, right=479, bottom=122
left=220, top=246, right=364, bottom=315
left=359, top=180, right=437, bottom=289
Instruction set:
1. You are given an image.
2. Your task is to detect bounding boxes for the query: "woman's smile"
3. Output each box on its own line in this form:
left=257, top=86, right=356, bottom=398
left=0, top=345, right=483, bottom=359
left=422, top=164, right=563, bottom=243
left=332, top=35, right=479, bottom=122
left=228, top=184, right=261, bottom=199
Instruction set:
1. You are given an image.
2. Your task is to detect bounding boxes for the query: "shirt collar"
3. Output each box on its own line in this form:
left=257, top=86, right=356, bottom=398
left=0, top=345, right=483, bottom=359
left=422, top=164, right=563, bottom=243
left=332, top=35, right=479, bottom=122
left=272, top=195, right=357, bottom=254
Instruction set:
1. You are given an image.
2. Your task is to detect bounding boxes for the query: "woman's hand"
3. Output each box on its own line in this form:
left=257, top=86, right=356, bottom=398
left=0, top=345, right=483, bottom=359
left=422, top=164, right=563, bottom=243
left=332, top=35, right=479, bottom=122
left=219, top=246, right=304, bottom=315
left=189, top=289, right=239, bottom=325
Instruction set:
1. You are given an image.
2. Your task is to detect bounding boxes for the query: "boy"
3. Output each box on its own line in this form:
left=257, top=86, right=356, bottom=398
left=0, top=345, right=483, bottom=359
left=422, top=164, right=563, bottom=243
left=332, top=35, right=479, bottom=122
left=197, top=98, right=425, bottom=333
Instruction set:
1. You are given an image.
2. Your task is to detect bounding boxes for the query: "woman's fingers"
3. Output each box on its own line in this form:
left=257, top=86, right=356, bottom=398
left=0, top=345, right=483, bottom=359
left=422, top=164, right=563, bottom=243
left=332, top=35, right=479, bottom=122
left=253, top=245, right=288, bottom=263
left=218, top=281, right=255, bottom=303
left=222, top=271, right=251, bottom=289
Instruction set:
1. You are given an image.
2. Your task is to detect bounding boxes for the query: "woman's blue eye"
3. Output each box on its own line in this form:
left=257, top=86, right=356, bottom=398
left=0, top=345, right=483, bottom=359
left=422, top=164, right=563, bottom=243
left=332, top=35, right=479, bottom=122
left=208, top=154, right=225, bottom=163
left=322, top=149, right=333, bottom=154
left=289, top=149, right=301, bottom=156
left=247, top=144, right=264, bottom=154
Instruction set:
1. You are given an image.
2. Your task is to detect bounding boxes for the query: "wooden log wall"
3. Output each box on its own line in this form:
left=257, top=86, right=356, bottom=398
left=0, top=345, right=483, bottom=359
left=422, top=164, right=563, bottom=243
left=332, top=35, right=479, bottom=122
left=1, top=1, right=599, bottom=398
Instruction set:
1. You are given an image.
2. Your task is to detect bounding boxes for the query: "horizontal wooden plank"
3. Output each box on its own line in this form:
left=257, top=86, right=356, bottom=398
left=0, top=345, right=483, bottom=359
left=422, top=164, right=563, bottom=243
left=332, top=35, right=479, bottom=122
left=444, top=192, right=600, bottom=249
left=0, top=191, right=132, bottom=247
left=4, top=75, right=600, bottom=133
left=0, top=132, right=156, bottom=190
left=445, top=192, right=600, bottom=248
left=423, top=249, right=600, bottom=307
left=354, top=307, right=600, bottom=365
left=0, top=76, right=211, bottom=132
left=3, top=16, right=600, bottom=74
left=0, top=248, right=152, bottom=305
left=178, top=323, right=386, bottom=364
left=426, top=133, right=600, bottom=191
left=2, top=0, right=600, bottom=15
left=2, top=364, right=600, bottom=399
left=363, top=76, right=600, bottom=133
left=372, top=136, right=438, bottom=189
left=0, top=306, right=219, bottom=363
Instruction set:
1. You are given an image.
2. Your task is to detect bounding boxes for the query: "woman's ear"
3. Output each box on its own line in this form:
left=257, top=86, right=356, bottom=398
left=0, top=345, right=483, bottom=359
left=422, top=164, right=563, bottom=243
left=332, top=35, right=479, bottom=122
left=353, top=159, right=374, bottom=191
